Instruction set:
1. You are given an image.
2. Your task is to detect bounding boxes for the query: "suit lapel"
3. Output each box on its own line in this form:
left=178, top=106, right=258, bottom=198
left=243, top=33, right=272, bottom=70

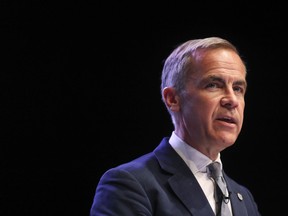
left=224, top=173, right=249, bottom=216
left=154, top=138, right=215, bottom=216
left=169, top=173, right=215, bottom=216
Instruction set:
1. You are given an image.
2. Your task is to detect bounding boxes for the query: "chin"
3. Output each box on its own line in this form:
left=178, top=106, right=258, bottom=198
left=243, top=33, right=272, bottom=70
left=219, top=135, right=237, bottom=147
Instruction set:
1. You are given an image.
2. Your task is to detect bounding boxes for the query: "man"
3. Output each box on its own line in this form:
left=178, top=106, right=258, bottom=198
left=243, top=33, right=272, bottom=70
left=90, top=37, right=261, bottom=215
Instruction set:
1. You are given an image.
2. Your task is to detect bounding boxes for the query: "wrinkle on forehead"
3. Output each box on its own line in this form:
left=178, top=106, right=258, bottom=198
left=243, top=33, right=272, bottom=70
left=194, top=49, right=246, bottom=77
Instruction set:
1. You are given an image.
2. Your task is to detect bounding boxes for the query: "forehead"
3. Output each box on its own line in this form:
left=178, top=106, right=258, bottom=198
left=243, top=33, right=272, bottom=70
left=193, top=48, right=246, bottom=79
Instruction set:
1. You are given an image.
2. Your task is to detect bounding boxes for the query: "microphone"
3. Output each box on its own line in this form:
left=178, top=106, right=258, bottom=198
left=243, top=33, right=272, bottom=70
left=223, top=191, right=231, bottom=204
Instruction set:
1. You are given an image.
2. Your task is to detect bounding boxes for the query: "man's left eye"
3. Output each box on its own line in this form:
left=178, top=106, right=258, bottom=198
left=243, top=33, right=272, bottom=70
left=206, top=83, right=218, bottom=88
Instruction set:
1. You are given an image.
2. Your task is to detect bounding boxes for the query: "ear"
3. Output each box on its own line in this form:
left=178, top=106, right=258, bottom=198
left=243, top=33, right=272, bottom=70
left=162, top=87, right=180, bottom=112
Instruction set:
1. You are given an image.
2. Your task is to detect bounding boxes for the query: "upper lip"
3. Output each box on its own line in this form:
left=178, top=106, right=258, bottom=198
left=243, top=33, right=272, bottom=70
left=216, top=115, right=237, bottom=124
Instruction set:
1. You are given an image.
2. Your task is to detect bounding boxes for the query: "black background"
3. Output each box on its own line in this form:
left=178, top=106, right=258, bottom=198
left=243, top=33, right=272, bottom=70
left=1, top=1, right=286, bottom=215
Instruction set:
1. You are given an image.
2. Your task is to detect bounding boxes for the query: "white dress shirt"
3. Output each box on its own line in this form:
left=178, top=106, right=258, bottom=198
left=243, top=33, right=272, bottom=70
left=169, top=131, right=232, bottom=215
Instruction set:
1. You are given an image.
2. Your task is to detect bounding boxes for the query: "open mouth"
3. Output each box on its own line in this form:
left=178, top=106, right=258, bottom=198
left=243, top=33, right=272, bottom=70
left=217, top=116, right=236, bottom=124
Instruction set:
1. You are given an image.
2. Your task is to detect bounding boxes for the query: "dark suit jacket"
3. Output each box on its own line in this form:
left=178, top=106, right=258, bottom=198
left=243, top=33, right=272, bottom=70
left=90, top=137, right=261, bottom=216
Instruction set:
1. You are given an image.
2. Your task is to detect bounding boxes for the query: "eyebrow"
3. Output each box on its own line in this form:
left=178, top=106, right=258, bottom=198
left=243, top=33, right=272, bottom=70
left=206, top=75, right=247, bottom=89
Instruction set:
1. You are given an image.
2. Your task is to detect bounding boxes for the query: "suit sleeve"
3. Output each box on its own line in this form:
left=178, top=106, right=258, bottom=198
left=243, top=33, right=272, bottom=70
left=90, top=168, right=152, bottom=216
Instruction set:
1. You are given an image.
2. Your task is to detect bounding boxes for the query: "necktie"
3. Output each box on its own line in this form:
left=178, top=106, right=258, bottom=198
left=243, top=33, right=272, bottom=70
left=207, top=162, right=232, bottom=216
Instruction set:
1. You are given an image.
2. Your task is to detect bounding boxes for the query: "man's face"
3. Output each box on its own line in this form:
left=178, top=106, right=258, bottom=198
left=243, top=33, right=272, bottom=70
left=178, top=48, right=247, bottom=154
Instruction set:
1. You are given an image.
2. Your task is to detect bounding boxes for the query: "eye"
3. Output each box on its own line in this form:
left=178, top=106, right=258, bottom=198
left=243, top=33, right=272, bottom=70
left=206, top=82, right=221, bottom=89
left=206, top=82, right=218, bottom=88
left=233, top=86, right=245, bottom=94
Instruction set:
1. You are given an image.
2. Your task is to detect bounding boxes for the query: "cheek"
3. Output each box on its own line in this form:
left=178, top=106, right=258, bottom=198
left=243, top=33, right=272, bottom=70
left=239, top=102, right=245, bottom=116
left=181, top=94, right=214, bottom=117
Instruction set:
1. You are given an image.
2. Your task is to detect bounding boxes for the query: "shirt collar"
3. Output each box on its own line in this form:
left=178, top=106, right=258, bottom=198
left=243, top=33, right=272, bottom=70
left=169, top=131, right=222, bottom=174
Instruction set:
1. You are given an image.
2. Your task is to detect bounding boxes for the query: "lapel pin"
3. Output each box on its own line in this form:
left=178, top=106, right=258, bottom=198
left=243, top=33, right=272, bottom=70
left=237, top=192, right=243, bottom=201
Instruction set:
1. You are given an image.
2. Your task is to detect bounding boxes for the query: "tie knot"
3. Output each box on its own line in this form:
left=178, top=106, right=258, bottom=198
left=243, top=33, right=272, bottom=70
left=207, top=162, right=222, bottom=179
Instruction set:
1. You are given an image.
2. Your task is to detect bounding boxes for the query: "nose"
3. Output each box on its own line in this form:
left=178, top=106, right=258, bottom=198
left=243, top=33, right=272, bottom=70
left=220, top=89, right=239, bottom=109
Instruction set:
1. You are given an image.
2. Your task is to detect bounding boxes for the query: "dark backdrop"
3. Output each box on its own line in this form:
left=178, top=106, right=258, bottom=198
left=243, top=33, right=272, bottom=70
left=1, top=1, right=286, bottom=215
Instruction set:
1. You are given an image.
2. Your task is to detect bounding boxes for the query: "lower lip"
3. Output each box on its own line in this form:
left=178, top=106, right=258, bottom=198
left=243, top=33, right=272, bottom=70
left=216, top=120, right=236, bottom=128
